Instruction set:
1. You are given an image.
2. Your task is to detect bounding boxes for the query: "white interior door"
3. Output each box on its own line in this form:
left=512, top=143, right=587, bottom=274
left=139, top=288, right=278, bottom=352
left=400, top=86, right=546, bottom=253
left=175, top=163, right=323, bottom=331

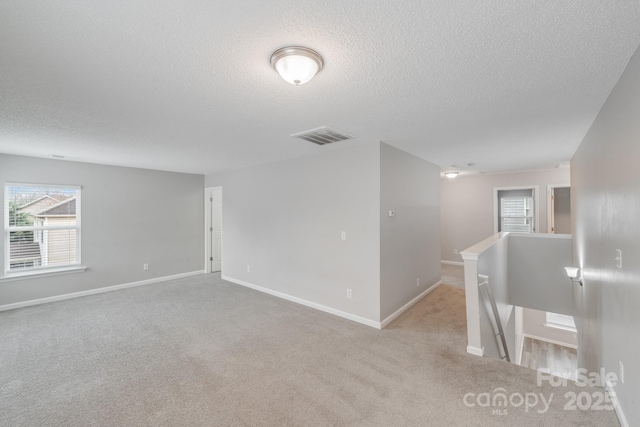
left=207, top=187, right=222, bottom=272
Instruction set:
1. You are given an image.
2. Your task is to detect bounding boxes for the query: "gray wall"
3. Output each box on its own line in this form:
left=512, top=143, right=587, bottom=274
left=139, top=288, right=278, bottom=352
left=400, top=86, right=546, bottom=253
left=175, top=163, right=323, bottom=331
left=441, top=168, right=570, bottom=263
left=0, top=154, right=204, bottom=305
left=553, top=187, right=571, bottom=234
left=507, top=234, right=573, bottom=316
left=206, top=143, right=382, bottom=322
left=380, top=143, right=441, bottom=320
left=572, top=46, right=640, bottom=424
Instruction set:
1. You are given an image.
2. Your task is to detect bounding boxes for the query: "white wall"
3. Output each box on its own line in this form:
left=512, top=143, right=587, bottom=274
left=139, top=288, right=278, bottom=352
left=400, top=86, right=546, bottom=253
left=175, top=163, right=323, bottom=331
left=380, top=143, right=441, bottom=320
left=0, top=154, right=204, bottom=306
left=441, top=168, right=570, bottom=263
left=206, top=143, right=382, bottom=322
left=572, top=45, right=640, bottom=425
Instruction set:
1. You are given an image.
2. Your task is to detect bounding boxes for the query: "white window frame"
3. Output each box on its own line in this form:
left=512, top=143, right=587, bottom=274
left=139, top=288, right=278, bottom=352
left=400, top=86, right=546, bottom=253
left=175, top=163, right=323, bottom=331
left=493, top=186, right=539, bottom=234
left=4, top=183, right=83, bottom=278
left=545, top=312, right=577, bottom=332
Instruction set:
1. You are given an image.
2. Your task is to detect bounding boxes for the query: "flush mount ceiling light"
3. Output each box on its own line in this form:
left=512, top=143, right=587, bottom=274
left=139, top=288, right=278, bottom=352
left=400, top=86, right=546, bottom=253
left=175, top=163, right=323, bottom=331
left=270, top=46, right=324, bottom=85
left=444, top=172, right=459, bottom=179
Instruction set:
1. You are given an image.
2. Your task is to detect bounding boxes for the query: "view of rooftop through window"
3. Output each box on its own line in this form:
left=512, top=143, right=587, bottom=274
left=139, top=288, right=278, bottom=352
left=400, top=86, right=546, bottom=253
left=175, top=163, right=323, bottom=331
left=5, top=184, right=81, bottom=274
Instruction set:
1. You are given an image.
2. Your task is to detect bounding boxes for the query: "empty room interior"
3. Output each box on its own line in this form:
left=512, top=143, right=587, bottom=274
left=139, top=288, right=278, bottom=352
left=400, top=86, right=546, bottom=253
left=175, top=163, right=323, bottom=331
left=1, top=2, right=639, bottom=426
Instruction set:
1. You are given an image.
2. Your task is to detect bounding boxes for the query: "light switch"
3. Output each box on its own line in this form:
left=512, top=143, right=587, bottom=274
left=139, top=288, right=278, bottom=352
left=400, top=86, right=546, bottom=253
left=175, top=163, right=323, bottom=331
left=615, top=249, right=622, bottom=268
left=341, top=231, right=347, bottom=240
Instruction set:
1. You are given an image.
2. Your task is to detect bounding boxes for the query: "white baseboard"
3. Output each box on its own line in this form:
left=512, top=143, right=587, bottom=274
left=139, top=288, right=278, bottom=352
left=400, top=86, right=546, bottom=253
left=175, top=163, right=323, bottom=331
left=522, top=333, right=577, bottom=349
left=380, top=281, right=442, bottom=328
left=606, top=381, right=628, bottom=427
left=441, top=260, right=464, bottom=266
left=467, top=345, right=484, bottom=357
left=221, top=275, right=381, bottom=329
left=0, top=270, right=205, bottom=312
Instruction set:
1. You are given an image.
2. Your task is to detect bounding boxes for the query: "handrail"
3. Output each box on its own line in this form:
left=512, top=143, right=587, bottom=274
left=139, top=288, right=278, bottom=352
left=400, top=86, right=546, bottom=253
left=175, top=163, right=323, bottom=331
left=478, top=274, right=511, bottom=363
left=460, top=232, right=509, bottom=261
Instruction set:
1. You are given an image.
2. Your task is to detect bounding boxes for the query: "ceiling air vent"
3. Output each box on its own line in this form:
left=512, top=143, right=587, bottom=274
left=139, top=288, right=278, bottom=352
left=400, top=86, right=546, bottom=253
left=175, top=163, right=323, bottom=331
left=291, top=126, right=353, bottom=145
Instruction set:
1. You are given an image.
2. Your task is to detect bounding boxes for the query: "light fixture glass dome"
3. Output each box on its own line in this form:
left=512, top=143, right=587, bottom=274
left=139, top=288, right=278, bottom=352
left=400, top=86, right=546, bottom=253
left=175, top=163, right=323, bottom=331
left=270, top=46, right=324, bottom=85
left=564, top=267, right=580, bottom=279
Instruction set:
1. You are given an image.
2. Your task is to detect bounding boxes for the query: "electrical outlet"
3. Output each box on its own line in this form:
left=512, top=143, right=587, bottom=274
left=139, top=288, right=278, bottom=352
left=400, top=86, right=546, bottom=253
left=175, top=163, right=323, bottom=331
left=346, top=289, right=352, bottom=299
left=247, top=265, right=251, bottom=273
left=615, top=249, right=622, bottom=268
left=417, top=278, right=420, bottom=287
left=143, top=263, right=149, bottom=271
left=620, top=361, right=625, bottom=383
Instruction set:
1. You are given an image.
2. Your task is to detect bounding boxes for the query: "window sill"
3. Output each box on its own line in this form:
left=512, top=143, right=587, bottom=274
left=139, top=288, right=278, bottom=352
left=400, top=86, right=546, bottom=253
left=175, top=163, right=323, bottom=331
left=0, top=266, right=87, bottom=283
left=544, top=322, right=577, bottom=333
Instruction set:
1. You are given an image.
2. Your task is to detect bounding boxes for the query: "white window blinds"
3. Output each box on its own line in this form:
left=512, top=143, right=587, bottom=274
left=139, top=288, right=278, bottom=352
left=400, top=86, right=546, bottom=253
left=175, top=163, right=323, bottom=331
left=498, top=189, right=535, bottom=233
left=4, top=183, right=81, bottom=274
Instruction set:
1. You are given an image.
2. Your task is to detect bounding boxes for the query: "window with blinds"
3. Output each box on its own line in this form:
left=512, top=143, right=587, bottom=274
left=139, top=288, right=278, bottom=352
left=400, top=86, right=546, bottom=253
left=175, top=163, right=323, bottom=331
left=498, top=189, right=535, bottom=233
left=4, top=183, right=81, bottom=274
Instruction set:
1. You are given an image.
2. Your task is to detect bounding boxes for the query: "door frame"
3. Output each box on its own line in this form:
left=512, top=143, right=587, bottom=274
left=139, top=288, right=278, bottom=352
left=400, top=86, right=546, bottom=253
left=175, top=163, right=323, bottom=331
left=546, top=184, right=570, bottom=234
left=204, top=186, right=222, bottom=273
left=493, top=185, right=540, bottom=234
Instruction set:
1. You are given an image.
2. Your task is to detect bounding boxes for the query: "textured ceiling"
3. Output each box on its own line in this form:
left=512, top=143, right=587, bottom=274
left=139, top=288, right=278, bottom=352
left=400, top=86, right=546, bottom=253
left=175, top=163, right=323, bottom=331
left=1, top=0, right=640, bottom=175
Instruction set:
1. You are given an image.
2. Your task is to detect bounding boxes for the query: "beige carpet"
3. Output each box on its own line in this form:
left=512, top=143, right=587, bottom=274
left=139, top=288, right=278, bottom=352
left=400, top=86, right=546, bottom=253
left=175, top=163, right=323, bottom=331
left=0, top=274, right=619, bottom=426
left=441, top=263, right=465, bottom=289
